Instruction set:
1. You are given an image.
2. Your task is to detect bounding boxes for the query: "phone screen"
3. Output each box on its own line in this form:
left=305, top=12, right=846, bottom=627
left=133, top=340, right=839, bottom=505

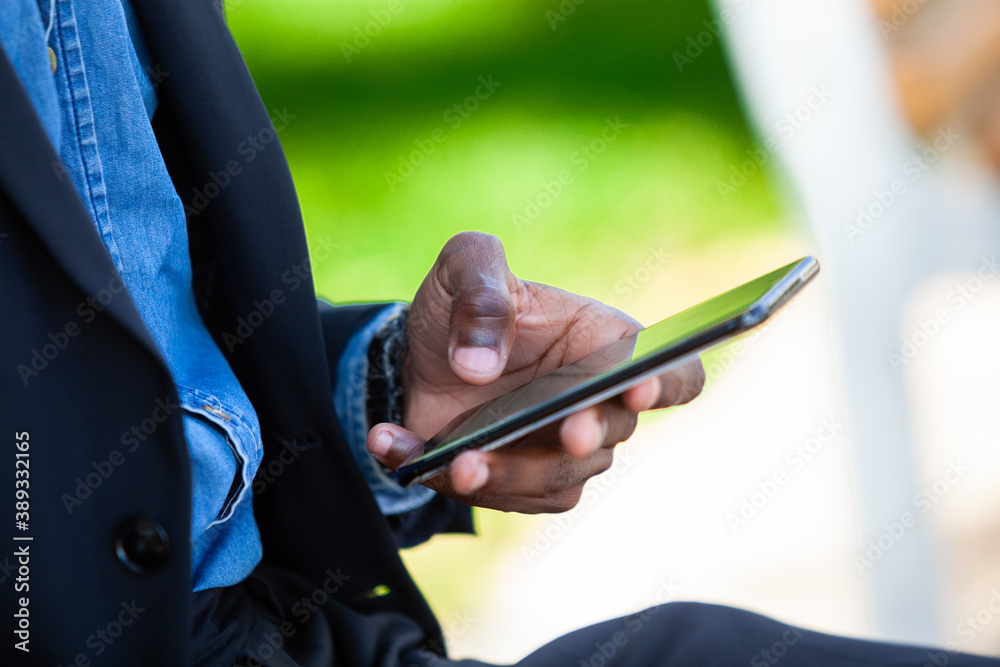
left=396, top=256, right=819, bottom=486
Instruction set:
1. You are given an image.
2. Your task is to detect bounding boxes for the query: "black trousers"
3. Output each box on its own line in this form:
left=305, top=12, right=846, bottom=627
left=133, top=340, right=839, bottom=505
left=191, top=564, right=1000, bottom=667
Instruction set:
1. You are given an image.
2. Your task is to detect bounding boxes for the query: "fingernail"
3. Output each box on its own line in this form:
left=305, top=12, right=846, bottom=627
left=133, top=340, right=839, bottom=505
left=584, top=414, right=606, bottom=455
left=453, top=347, right=501, bottom=374
left=595, top=418, right=607, bottom=452
left=370, top=430, right=393, bottom=459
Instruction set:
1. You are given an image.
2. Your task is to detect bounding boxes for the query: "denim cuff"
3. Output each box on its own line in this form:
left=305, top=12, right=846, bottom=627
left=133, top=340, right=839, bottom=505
left=333, top=302, right=436, bottom=515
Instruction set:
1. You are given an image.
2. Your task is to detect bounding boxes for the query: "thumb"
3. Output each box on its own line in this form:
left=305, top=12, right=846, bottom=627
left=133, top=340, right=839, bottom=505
left=439, top=233, right=517, bottom=385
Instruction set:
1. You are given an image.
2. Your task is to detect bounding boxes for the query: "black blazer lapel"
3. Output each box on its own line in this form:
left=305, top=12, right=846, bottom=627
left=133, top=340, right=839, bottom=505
left=0, top=47, right=163, bottom=362
left=128, top=1, right=444, bottom=642
left=129, top=0, right=338, bottom=442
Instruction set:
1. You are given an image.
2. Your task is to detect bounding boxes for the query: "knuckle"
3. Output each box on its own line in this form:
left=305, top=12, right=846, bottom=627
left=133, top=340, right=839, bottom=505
left=543, top=454, right=578, bottom=496
left=618, top=411, right=639, bottom=443
left=457, top=286, right=514, bottom=320
left=593, top=449, right=614, bottom=475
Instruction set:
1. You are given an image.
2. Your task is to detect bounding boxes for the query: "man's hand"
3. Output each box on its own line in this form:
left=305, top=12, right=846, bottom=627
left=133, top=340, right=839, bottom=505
left=366, top=232, right=704, bottom=514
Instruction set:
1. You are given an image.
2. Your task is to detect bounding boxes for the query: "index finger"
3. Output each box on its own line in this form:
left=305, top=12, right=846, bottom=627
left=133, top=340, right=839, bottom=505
left=621, top=356, right=706, bottom=412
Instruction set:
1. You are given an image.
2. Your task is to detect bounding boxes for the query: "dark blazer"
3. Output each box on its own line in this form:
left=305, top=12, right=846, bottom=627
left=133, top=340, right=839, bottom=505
left=0, top=0, right=470, bottom=663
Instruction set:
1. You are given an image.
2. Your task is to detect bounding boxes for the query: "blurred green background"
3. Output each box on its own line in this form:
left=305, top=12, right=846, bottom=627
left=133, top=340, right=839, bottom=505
left=226, top=0, right=795, bottom=639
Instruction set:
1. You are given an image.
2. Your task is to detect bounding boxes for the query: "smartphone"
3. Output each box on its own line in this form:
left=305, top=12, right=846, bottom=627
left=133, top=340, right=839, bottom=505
left=395, top=256, right=820, bottom=487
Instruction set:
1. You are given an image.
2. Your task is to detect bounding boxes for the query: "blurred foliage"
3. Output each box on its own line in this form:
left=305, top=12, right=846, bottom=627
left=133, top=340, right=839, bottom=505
left=226, top=0, right=784, bottom=311
left=226, top=0, right=788, bottom=633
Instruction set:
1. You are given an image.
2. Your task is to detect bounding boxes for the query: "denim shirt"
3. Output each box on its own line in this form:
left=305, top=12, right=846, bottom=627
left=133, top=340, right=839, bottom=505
left=0, top=0, right=266, bottom=591
left=1, top=0, right=433, bottom=591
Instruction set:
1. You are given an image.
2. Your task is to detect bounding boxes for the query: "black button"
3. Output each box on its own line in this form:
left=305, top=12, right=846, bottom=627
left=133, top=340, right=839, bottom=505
left=114, top=516, right=170, bottom=574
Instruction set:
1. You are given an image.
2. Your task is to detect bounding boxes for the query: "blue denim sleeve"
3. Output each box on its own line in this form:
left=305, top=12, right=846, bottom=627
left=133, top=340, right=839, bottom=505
left=332, top=302, right=437, bottom=515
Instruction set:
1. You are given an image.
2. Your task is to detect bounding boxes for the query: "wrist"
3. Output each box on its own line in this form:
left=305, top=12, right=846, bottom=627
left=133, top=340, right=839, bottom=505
left=366, top=304, right=409, bottom=428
